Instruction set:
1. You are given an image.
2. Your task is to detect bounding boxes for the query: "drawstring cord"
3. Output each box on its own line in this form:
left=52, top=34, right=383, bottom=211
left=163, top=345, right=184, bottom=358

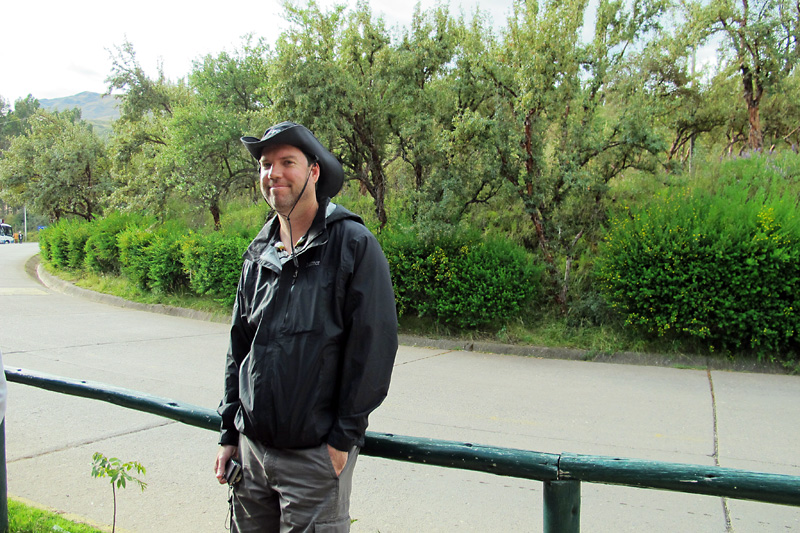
left=262, top=159, right=317, bottom=270
left=226, top=484, right=234, bottom=530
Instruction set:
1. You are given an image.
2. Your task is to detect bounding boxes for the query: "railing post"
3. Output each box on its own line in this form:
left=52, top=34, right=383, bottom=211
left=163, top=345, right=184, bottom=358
left=0, top=419, right=7, bottom=533
left=543, top=480, right=580, bottom=533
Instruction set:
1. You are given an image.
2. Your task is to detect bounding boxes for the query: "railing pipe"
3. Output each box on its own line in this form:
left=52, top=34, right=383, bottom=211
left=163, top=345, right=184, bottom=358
left=558, top=452, right=800, bottom=507
left=6, top=366, right=800, bottom=530
left=365, top=432, right=559, bottom=481
left=5, top=367, right=218, bottom=432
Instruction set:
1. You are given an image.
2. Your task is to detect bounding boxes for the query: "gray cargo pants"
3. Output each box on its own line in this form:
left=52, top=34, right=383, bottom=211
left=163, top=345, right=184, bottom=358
left=231, top=435, right=359, bottom=533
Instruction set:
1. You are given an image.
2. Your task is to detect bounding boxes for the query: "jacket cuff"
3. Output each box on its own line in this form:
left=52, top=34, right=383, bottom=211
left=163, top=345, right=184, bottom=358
left=327, top=431, right=356, bottom=452
left=219, top=429, right=239, bottom=447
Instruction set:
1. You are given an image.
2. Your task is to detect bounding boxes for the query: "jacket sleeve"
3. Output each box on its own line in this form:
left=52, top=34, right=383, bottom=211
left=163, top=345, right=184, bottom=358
left=327, top=231, right=399, bottom=452
left=217, top=263, right=252, bottom=447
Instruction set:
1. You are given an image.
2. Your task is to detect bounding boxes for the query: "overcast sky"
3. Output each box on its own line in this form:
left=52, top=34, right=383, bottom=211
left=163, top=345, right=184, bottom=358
left=1, top=0, right=518, bottom=105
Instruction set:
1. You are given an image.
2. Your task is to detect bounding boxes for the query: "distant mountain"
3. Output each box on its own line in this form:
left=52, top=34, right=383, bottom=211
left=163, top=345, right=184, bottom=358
left=39, top=91, right=120, bottom=137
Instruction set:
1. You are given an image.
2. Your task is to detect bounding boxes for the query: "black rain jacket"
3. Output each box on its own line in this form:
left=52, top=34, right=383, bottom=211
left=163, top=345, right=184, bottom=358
left=218, top=200, right=398, bottom=452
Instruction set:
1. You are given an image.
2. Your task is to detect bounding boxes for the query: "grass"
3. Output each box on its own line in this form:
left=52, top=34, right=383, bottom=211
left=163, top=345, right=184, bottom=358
left=9, top=498, right=107, bottom=533
left=40, top=262, right=770, bottom=369
left=42, top=264, right=231, bottom=320
left=398, top=304, right=676, bottom=356
left=41, top=262, right=696, bottom=357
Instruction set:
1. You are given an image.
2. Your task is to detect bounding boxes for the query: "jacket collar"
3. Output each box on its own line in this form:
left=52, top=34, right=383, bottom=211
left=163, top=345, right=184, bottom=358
left=242, top=198, right=363, bottom=268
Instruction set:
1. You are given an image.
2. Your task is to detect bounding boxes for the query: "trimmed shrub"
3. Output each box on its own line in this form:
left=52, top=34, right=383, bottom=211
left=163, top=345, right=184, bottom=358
left=145, top=228, right=189, bottom=294
left=37, top=212, right=543, bottom=332
left=38, top=226, right=53, bottom=263
left=597, top=184, right=800, bottom=359
left=117, top=226, right=154, bottom=290
left=379, top=229, right=431, bottom=318
left=181, top=231, right=250, bottom=306
left=67, top=222, right=92, bottom=270
left=46, top=221, right=75, bottom=269
left=84, top=212, right=149, bottom=274
left=117, top=222, right=191, bottom=293
left=381, top=230, right=543, bottom=329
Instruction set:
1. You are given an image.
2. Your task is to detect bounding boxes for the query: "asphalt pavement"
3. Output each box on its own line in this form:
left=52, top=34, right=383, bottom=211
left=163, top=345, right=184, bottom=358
left=1, top=242, right=799, bottom=532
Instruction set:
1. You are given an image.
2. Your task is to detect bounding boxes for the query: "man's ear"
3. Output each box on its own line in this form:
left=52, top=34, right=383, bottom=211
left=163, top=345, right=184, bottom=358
left=311, top=162, right=321, bottom=185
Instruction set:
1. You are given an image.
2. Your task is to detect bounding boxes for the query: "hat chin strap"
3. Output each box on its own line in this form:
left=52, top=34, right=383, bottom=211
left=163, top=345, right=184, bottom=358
left=264, top=164, right=315, bottom=269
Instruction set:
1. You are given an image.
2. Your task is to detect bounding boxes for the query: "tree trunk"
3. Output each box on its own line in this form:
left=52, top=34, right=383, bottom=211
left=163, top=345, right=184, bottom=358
left=210, top=203, right=222, bottom=231
left=369, top=152, right=388, bottom=229
left=374, top=174, right=388, bottom=229
left=741, top=64, right=764, bottom=151
left=747, top=103, right=763, bottom=151
left=527, top=206, right=569, bottom=310
left=528, top=207, right=553, bottom=265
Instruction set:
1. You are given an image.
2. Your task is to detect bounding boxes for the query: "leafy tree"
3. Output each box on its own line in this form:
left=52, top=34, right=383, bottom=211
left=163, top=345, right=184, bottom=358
left=0, top=94, right=41, bottom=152
left=387, top=6, right=514, bottom=235
left=105, top=116, right=173, bottom=216
left=390, top=4, right=460, bottom=196
left=761, top=69, right=800, bottom=150
left=165, top=98, right=253, bottom=228
left=106, top=40, right=179, bottom=122
left=189, top=35, right=273, bottom=114
left=104, top=40, right=187, bottom=219
left=274, top=0, right=397, bottom=227
left=274, top=2, right=502, bottom=232
left=682, top=0, right=800, bottom=151
left=0, top=109, right=109, bottom=221
left=453, top=0, right=668, bottom=308
left=625, top=31, right=728, bottom=168
left=164, top=37, right=273, bottom=229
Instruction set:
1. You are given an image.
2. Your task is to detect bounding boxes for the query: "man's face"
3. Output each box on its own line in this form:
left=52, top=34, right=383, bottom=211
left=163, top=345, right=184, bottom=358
left=259, top=144, right=319, bottom=214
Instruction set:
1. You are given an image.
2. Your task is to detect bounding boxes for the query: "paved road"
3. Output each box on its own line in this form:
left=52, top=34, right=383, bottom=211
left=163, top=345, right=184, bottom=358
left=1, top=242, right=799, bottom=532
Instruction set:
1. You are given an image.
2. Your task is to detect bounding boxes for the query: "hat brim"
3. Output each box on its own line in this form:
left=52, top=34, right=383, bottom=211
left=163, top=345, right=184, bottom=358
left=241, top=122, right=344, bottom=199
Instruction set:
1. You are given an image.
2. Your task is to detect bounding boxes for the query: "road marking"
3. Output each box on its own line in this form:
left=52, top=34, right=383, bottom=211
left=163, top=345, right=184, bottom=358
left=0, top=288, right=47, bottom=295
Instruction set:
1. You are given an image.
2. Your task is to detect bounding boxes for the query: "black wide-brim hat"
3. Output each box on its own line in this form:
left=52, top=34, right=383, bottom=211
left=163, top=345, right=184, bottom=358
left=241, top=121, right=344, bottom=199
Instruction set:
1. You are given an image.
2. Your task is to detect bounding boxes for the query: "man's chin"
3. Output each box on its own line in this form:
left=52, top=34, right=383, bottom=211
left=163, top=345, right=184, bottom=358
left=265, top=197, right=295, bottom=214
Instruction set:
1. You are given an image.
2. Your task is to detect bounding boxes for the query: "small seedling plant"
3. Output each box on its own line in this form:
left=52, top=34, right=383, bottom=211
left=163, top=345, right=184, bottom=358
left=91, top=452, right=147, bottom=533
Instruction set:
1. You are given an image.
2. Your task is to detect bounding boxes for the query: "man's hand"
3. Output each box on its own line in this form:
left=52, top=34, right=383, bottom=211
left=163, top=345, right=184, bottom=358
left=327, top=444, right=349, bottom=477
left=215, top=444, right=238, bottom=484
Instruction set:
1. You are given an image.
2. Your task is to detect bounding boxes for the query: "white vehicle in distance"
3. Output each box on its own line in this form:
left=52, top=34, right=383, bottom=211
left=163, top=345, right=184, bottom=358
left=0, top=223, right=14, bottom=244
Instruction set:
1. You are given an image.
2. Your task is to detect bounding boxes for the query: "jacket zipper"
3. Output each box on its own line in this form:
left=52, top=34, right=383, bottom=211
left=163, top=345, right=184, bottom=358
left=281, top=230, right=326, bottom=327
left=284, top=266, right=299, bottom=325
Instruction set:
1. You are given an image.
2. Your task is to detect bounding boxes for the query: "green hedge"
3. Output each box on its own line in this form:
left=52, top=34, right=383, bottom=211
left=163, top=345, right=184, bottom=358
left=39, top=214, right=544, bottom=331
left=40, top=220, right=74, bottom=269
left=39, top=214, right=246, bottom=303
left=181, top=231, right=250, bottom=306
left=67, top=222, right=92, bottom=270
left=85, top=212, right=148, bottom=274
left=146, top=229, right=189, bottom=294
left=380, top=230, right=543, bottom=328
left=40, top=215, right=245, bottom=300
left=117, top=225, right=154, bottom=290
left=597, top=184, right=800, bottom=360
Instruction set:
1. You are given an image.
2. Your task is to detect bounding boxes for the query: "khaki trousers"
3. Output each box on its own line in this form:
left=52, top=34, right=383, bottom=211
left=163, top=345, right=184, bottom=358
left=232, top=435, right=359, bottom=533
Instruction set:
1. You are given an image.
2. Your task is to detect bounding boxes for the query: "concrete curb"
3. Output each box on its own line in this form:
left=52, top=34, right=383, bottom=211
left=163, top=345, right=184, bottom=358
left=396, top=334, right=789, bottom=374
left=29, top=254, right=229, bottom=324
left=28, top=254, right=789, bottom=375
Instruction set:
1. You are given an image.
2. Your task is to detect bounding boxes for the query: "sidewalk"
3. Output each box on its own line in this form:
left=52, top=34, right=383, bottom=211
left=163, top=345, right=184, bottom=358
left=2, top=244, right=799, bottom=531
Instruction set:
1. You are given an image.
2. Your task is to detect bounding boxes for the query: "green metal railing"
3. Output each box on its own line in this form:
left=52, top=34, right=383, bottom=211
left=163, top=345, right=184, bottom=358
left=6, top=367, right=800, bottom=532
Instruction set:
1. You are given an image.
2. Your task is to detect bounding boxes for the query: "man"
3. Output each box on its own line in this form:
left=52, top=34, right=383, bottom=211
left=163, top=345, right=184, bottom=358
left=214, top=121, right=398, bottom=532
